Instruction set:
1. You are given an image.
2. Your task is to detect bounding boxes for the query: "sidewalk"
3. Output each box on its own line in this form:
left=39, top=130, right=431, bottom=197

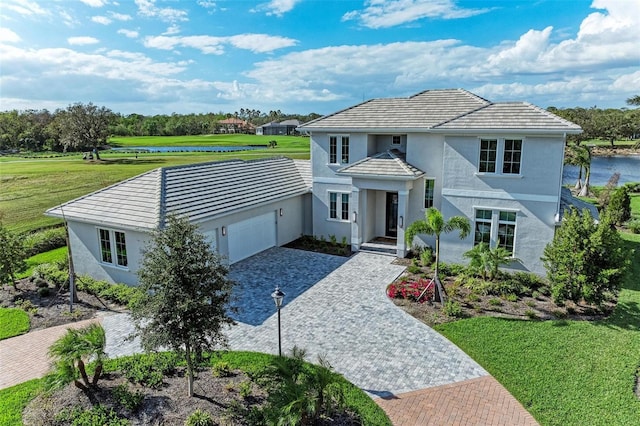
left=0, top=318, right=100, bottom=390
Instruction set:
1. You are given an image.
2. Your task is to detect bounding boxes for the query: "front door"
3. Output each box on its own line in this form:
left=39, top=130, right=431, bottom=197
left=385, top=192, right=398, bottom=238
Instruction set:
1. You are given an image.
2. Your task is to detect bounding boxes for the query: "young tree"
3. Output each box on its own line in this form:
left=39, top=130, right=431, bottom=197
left=406, top=207, right=470, bottom=302
left=0, top=222, right=26, bottom=286
left=130, top=215, right=236, bottom=397
left=607, top=185, right=631, bottom=226
left=55, top=102, right=114, bottom=158
left=542, top=208, right=631, bottom=305
left=47, top=323, right=107, bottom=391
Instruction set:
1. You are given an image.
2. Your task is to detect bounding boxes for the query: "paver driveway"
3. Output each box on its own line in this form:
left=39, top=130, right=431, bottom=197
left=104, top=247, right=487, bottom=396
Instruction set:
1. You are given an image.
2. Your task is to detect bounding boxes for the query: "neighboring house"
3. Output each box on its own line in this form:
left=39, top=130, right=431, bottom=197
left=256, top=119, right=301, bottom=136
left=47, top=88, right=586, bottom=284
left=47, top=157, right=312, bottom=285
left=217, top=117, right=256, bottom=134
left=297, top=88, right=584, bottom=275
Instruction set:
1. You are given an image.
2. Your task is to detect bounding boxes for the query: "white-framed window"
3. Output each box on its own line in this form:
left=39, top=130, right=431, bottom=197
left=478, top=138, right=523, bottom=175
left=98, top=228, right=128, bottom=267
left=329, top=135, right=349, bottom=164
left=329, top=192, right=349, bottom=221
left=473, top=209, right=517, bottom=256
left=392, top=135, right=401, bottom=145
left=424, top=179, right=435, bottom=209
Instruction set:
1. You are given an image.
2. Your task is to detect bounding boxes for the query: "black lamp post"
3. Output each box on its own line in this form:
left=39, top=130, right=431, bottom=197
left=271, top=286, right=285, bottom=357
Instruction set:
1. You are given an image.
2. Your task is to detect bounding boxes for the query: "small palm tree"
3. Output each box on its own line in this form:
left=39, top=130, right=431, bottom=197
left=47, top=323, right=106, bottom=391
left=464, top=243, right=515, bottom=281
left=406, top=207, right=470, bottom=302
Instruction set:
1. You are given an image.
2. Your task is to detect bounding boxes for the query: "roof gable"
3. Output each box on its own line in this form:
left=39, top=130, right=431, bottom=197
left=337, top=149, right=424, bottom=179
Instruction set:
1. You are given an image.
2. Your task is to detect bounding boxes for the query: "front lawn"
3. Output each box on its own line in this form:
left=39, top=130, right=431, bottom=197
left=436, top=232, right=640, bottom=426
left=17, top=246, right=68, bottom=279
left=0, top=307, right=30, bottom=340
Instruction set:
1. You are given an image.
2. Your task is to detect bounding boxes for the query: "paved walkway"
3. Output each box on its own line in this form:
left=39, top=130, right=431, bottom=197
left=0, top=248, right=538, bottom=425
left=0, top=317, right=100, bottom=389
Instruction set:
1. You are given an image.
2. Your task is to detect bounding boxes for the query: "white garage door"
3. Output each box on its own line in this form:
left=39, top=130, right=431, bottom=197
left=228, top=212, right=276, bottom=263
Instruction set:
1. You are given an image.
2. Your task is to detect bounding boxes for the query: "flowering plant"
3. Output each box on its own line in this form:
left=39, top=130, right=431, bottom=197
left=387, top=277, right=434, bottom=303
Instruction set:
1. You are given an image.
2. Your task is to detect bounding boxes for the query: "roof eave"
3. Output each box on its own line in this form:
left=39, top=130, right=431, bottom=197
left=336, top=172, right=424, bottom=181
left=429, top=128, right=583, bottom=135
left=45, top=211, right=157, bottom=232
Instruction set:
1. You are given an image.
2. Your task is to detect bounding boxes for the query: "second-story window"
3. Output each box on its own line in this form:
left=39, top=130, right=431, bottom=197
left=503, top=139, right=522, bottom=174
left=478, top=138, right=523, bottom=175
left=479, top=139, right=497, bottom=173
left=424, top=179, right=435, bottom=209
left=329, top=135, right=349, bottom=164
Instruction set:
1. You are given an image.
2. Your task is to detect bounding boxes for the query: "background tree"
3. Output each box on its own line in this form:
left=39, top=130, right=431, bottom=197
left=47, top=323, right=107, bottom=391
left=406, top=207, right=470, bottom=302
left=0, top=222, right=26, bottom=286
left=542, top=208, right=631, bottom=305
left=130, top=215, right=236, bottom=397
left=55, top=102, right=114, bottom=158
left=626, top=95, right=640, bottom=106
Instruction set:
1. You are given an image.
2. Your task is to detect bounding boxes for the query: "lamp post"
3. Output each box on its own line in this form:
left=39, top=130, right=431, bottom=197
left=271, top=286, right=285, bottom=357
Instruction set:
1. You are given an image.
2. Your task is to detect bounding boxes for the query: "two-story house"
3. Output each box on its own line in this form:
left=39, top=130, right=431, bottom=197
left=47, top=89, right=582, bottom=285
left=298, top=88, right=582, bottom=274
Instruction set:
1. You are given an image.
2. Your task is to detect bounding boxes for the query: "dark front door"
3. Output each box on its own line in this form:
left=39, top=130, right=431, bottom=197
left=385, top=192, right=398, bottom=238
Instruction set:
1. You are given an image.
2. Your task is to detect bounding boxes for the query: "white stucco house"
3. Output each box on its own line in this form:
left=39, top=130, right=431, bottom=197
left=47, top=89, right=585, bottom=285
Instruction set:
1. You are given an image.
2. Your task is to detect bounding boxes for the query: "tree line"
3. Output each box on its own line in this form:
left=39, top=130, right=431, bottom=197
left=0, top=103, right=321, bottom=153
left=1, top=98, right=637, bottom=153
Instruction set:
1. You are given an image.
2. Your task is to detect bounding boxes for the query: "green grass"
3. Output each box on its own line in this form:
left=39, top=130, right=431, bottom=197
left=108, top=134, right=309, bottom=148
left=0, top=379, right=43, bottom=425
left=436, top=232, right=640, bottom=426
left=631, top=193, right=640, bottom=220
left=0, top=307, right=30, bottom=340
left=1, top=351, right=389, bottom=425
left=0, top=135, right=309, bottom=233
left=17, top=246, right=68, bottom=279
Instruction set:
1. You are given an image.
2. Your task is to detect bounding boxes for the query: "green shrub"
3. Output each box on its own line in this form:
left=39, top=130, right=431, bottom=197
left=75, top=275, right=142, bottom=307
left=113, top=384, right=144, bottom=411
left=443, top=300, right=463, bottom=318
left=407, top=264, right=422, bottom=274
left=112, top=353, right=179, bottom=388
left=239, top=380, right=252, bottom=398
left=438, top=263, right=466, bottom=276
left=185, top=409, right=215, bottom=426
left=31, top=262, right=68, bottom=288
left=504, top=293, right=518, bottom=302
left=524, top=309, right=538, bottom=320
left=627, top=218, right=640, bottom=234
left=14, top=299, right=38, bottom=315
left=37, top=287, right=51, bottom=297
left=56, top=405, right=128, bottom=426
left=211, top=361, right=232, bottom=378
left=419, top=246, right=434, bottom=267
left=22, top=227, right=67, bottom=257
left=488, top=298, right=502, bottom=306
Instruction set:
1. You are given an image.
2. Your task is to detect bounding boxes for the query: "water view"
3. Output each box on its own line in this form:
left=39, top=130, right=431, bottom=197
left=563, top=155, right=640, bottom=186
left=111, top=145, right=266, bottom=153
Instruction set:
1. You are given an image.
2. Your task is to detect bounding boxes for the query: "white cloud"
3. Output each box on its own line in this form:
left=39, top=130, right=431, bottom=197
left=117, top=29, right=139, bottom=38
left=110, top=12, right=132, bottom=21
left=144, top=33, right=297, bottom=55
left=342, top=0, right=490, bottom=29
left=0, top=28, right=21, bottom=43
left=67, top=36, right=100, bottom=45
left=253, top=0, right=301, bottom=16
left=3, top=0, right=49, bottom=17
left=80, top=0, right=106, bottom=7
left=92, top=15, right=112, bottom=25
left=162, top=24, right=181, bottom=36
left=197, top=0, right=217, bottom=10
left=135, top=0, right=188, bottom=23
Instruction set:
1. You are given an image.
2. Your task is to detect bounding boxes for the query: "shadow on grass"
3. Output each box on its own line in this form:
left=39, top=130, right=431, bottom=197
left=94, top=158, right=165, bottom=165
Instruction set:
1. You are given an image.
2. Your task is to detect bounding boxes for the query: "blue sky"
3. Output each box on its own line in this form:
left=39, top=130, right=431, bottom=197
left=1, top=0, right=638, bottom=115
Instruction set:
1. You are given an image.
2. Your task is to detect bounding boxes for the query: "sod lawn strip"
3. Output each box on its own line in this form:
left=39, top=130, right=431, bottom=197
left=0, top=307, right=30, bottom=340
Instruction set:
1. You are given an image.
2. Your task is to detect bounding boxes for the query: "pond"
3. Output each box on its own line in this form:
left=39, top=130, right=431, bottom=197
left=563, top=155, right=640, bottom=186
left=110, top=145, right=266, bottom=153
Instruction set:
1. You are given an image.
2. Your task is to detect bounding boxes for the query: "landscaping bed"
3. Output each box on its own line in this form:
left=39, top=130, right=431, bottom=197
left=0, top=278, right=124, bottom=333
left=388, top=258, right=615, bottom=327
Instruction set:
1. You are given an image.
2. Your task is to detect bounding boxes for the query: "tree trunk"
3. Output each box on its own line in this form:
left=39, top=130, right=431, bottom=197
left=77, top=359, right=90, bottom=387
left=92, top=362, right=103, bottom=385
left=433, top=237, right=447, bottom=303
left=185, top=341, right=194, bottom=397
left=579, top=168, right=591, bottom=197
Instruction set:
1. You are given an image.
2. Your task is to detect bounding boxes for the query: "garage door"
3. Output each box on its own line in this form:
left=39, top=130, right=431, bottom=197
left=228, top=212, right=276, bottom=263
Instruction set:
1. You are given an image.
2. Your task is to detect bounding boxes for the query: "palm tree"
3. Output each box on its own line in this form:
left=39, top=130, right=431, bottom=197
left=463, top=243, right=515, bottom=281
left=47, top=323, right=106, bottom=391
left=406, top=207, right=470, bottom=302
left=565, top=144, right=592, bottom=196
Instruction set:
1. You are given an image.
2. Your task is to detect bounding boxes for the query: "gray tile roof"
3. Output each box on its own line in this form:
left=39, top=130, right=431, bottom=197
left=337, top=150, right=424, bottom=179
left=435, top=102, right=582, bottom=132
left=47, top=157, right=311, bottom=230
left=298, top=88, right=581, bottom=133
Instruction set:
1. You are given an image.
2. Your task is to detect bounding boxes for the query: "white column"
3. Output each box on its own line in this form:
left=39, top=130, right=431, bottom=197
left=397, top=189, right=409, bottom=257
left=350, top=187, right=361, bottom=250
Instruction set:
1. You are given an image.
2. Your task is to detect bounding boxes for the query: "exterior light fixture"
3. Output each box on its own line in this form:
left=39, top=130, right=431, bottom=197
left=399, top=216, right=404, bottom=228
left=279, top=208, right=284, bottom=216
left=221, top=226, right=226, bottom=236
left=271, top=286, right=285, bottom=356
left=353, top=211, right=357, bottom=223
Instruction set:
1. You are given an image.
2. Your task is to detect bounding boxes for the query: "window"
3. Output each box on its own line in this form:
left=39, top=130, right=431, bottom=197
left=329, top=135, right=349, bottom=164
left=98, top=228, right=128, bottom=267
left=424, top=179, right=435, bottom=209
left=498, top=211, right=517, bottom=254
left=474, top=210, right=517, bottom=256
left=502, top=139, right=522, bottom=174
left=474, top=209, right=492, bottom=245
left=341, top=136, right=349, bottom=163
left=392, top=135, right=401, bottom=145
left=329, top=136, right=337, bottom=164
left=329, top=192, right=349, bottom=221
left=478, top=138, right=523, bottom=175
left=479, top=139, right=497, bottom=173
